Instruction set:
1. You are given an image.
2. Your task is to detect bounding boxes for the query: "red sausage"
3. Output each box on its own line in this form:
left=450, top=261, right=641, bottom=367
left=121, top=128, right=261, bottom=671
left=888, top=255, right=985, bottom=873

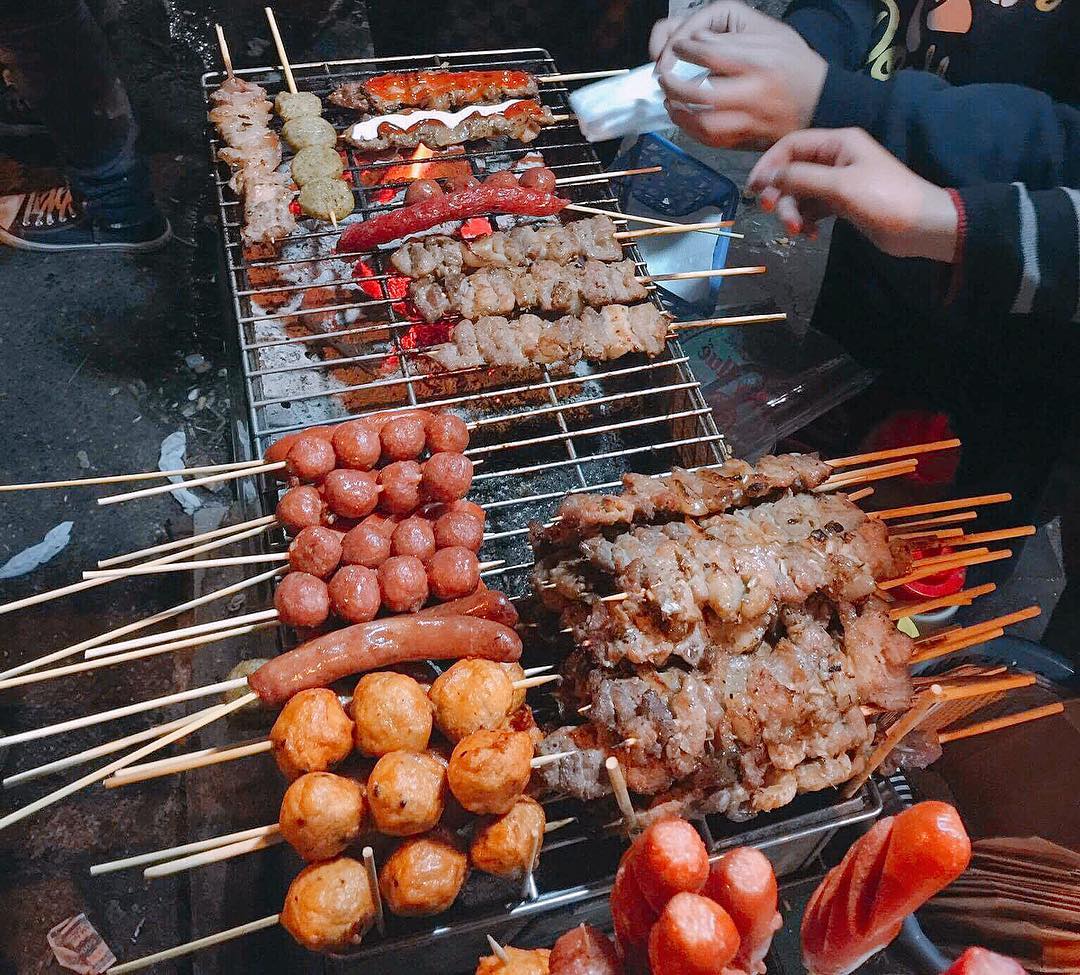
left=549, top=925, right=623, bottom=975
left=331, top=420, right=382, bottom=470
left=631, top=818, right=710, bottom=912
left=421, top=452, right=472, bottom=503
left=378, top=555, right=429, bottom=613
left=248, top=616, right=523, bottom=706
left=288, top=526, right=344, bottom=579
left=426, top=413, right=469, bottom=454
left=276, top=485, right=324, bottom=535
left=286, top=435, right=337, bottom=482
left=404, top=178, right=443, bottom=206
left=519, top=167, right=557, bottom=192
left=433, top=510, right=484, bottom=552
left=426, top=546, right=480, bottom=601
left=390, top=516, right=436, bottom=561
left=702, top=847, right=780, bottom=975
left=611, top=848, right=658, bottom=956
left=414, top=587, right=518, bottom=628
left=274, top=572, right=331, bottom=628
left=484, top=171, right=520, bottom=189
left=379, top=461, right=423, bottom=514
left=341, top=521, right=392, bottom=568
left=323, top=469, right=380, bottom=520
left=327, top=565, right=381, bottom=623
left=380, top=415, right=427, bottom=462
left=648, top=892, right=741, bottom=975
left=264, top=426, right=334, bottom=466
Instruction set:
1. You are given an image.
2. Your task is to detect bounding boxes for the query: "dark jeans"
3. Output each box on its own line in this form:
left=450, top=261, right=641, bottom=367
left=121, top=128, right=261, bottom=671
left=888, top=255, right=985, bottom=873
left=0, top=0, right=155, bottom=224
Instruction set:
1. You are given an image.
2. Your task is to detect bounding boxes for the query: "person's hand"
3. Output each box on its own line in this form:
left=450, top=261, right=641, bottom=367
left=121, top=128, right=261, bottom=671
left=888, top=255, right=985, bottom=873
left=648, top=1, right=826, bottom=150
left=747, top=128, right=959, bottom=262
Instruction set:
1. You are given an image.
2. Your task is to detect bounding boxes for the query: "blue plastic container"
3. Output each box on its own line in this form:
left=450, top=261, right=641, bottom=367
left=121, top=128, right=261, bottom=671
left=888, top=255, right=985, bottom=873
left=612, top=133, right=740, bottom=317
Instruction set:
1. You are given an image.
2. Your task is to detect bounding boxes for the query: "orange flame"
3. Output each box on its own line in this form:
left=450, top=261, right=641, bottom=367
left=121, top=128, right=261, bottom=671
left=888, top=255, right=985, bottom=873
left=406, top=144, right=436, bottom=181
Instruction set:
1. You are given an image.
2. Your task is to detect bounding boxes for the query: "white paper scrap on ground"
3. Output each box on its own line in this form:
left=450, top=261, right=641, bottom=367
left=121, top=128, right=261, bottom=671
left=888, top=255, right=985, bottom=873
left=159, top=429, right=203, bottom=515
left=569, top=60, right=709, bottom=143
left=47, top=913, right=116, bottom=974
left=0, top=520, right=74, bottom=579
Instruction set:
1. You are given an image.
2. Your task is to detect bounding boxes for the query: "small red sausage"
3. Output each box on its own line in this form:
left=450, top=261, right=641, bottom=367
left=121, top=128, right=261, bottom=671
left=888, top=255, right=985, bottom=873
left=484, top=171, right=520, bottom=189
left=648, top=892, right=741, bottom=975
left=286, top=435, right=337, bottom=482
left=248, top=616, right=523, bottom=706
left=631, top=818, right=710, bottom=913
left=433, top=510, right=484, bottom=552
left=341, top=522, right=392, bottom=569
left=323, top=469, right=380, bottom=520
left=264, top=426, right=334, bottom=467
left=391, top=516, right=436, bottom=561
left=328, top=565, right=382, bottom=623
left=404, top=178, right=444, bottom=206
left=379, top=555, right=429, bottom=613
left=275, top=572, right=331, bottom=628
left=518, top=167, right=557, bottom=193
left=414, top=588, right=519, bottom=628
left=426, top=546, right=480, bottom=601
left=702, top=847, right=780, bottom=975
left=421, top=452, right=472, bottom=503
left=611, top=848, right=658, bottom=956
left=549, top=924, right=623, bottom=975
left=277, top=485, right=324, bottom=535
left=380, top=415, right=428, bottom=462
left=288, top=526, right=343, bottom=579
left=331, top=420, right=382, bottom=470
left=379, top=461, right=423, bottom=515
left=426, top=413, right=469, bottom=454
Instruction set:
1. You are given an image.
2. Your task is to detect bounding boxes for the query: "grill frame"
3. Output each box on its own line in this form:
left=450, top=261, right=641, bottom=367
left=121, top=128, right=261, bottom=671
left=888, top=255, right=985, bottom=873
left=201, top=48, right=883, bottom=972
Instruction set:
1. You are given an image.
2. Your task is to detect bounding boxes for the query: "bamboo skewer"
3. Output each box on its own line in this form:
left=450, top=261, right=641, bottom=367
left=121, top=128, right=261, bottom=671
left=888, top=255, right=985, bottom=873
left=643, top=266, right=767, bottom=283
left=557, top=166, right=661, bottom=186
left=816, top=458, right=919, bottom=491
left=0, top=677, right=247, bottom=749
left=487, top=936, right=511, bottom=965
left=106, top=739, right=274, bottom=788
left=91, top=823, right=281, bottom=876
left=889, top=511, right=979, bottom=532
left=84, top=608, right=280, bottom=660
left=3, top=714, right=195, bottom=788
left=0, top=567, right=280, bottom=680
left=0, top=621, right=279, bottom=690
left=108, top=914, right=281, bottom=975
left=0, top=693, right=256, bottom=831
left=872, top=493, right=1011, bottom=522
left=669, top=313, right=787, bottom=329
left=937, top=702, right=1064, bottom=743
left=97, top=460, right=287, bottom=506
left=948, top=525, right=1037, bottom=548
left=842, top=685, right=944, bottom=798
left=605, top=756, right=636, bottom=829
left=911, top=607, right=1041, bottom=663
left=540, top=69, right=630, bottom=83
left=263, top=7, right=297, bottom=94
left=846, top=487, right=875, bottom=503
left=913, top=627, right=1005, bottom=662
left=0, top=458, right=265, bottom=493
left=937, top=673, right=1036, bottom=701
left=83, top=555, right=503, bottom=580
left=890, top=527, right=966, bottom=542
left=214, top=23, right=234, bottom=79
left=364, top=847, right=386, bottom=936
left=889, top=583, right=996, bottom=620
left=827, top=438, right=961, bottom=469
left=98, top=514, right=276, bottom=567
left=0, top=521, right=280, bottom=619
left=915, top=606, right=1041, bottom=647
left=880, top=548, right=1013, bottom=590
left=145, top=831, right=287, bottom=878
left=911, top=547, right=990, bottom=569
left=615, top=220, right=743, bottom=241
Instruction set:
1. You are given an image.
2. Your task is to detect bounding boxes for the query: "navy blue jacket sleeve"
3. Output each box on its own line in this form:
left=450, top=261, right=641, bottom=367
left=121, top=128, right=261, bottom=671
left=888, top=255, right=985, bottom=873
left=811, top=65, right=1080, bottom=189
left=948, top=183, right=1080, bottom=322
left=783, top=0, right=878, bottom=68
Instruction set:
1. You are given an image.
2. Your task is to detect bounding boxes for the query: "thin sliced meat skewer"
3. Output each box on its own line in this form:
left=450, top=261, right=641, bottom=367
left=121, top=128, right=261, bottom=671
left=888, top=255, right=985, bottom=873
left=329, top=69, right=541, bottom=113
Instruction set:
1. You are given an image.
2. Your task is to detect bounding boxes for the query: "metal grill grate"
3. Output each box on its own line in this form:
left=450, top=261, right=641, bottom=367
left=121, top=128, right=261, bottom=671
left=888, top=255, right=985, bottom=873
left=201, top=49, right=880, bottom=973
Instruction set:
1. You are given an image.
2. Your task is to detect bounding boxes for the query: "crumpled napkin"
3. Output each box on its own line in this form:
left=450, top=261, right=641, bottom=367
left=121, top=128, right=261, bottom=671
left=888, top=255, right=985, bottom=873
left=0, top=521, right=74, bottom=579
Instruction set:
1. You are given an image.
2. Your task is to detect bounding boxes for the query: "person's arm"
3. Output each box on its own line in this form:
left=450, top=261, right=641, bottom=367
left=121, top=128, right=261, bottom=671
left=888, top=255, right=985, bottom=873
left=747, top=128, right=1080, bottom=321
left=812, top=67, right=1080, bottom=187
left=782, top=0, right=879, bottom=69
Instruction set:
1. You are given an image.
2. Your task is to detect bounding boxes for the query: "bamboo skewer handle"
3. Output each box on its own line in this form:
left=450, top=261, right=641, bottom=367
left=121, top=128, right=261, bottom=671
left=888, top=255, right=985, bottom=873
left=98, top=514, right=276, bottom=567
left=540, top=69, right=630, bottom=82
left=107, top=914, right=281, bottom=975
left=144, top=831, right=286, bottom=878
left=263, top=7, right=297, bottom=94
left=556, top=166, right=661, bottom=186
left=97, top=461, right=286, bottom=505
left=92, top=823, right=281, bottom=876
left=0, top=458, right=265, bottom=492
left=214, top=24, right=234, bottom=79
left=938, top=702, right=1064, bottom=743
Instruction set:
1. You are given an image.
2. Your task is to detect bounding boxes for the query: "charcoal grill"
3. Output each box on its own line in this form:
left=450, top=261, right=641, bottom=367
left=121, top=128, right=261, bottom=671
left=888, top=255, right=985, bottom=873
left=200, top=48, right=882, bottom=974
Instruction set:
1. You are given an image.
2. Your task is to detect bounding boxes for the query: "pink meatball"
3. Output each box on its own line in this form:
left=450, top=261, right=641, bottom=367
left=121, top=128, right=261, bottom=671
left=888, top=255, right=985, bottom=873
left=378, top=556, right=429, bottom=613
left=433, top=511, right=484, bottom=553
left=286, top=435, right=337, bottom=482
left=421, top=453, right=473, bottom=503
left=323, top=469, right=380, bottom=520
left=275, top=572, right=331, bottom=628
left=427, top=547, right=481, bottom=601
left=277, top=486, right=324, bottom=535
left=341, top=521, right=392, bottom=569
left=288, top=526, right=343, bottom=579
left=391, top=517, right=436, bottom=561
left=331, top=420, right=382, bottom=470
left=379, top=461, right=423, bottom=515
left=328, top=565, right=382, bottom=623
left=380, top=415, right=427, bottom=462
left=426, top=414, right=469, bottom=454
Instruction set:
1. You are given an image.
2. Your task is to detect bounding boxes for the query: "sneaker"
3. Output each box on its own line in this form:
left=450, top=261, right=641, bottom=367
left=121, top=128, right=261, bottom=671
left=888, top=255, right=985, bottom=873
left=0, top=67, right=47, bottom=137
left=0, top=185, right=171, bottom=253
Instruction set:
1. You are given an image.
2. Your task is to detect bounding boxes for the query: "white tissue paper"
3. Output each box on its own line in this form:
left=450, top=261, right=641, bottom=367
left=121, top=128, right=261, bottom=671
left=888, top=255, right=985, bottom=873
left=0, top=521, right=74, bottom=579
left=158, top=430, right=203, bottom=515
left=569, top=60, right=710, bottom=143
